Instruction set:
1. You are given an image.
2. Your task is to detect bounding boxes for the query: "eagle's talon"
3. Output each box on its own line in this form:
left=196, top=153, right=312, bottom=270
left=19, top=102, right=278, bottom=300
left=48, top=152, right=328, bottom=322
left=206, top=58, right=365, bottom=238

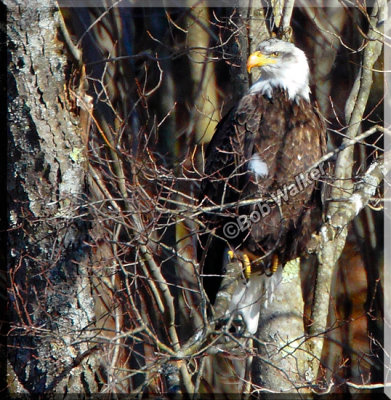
left=227, top=250, right=252, bottom=280
left=271, top=254, right=279, bottom=274
left=263, top=254, right=279, bottom=276
left=243, top=254, right=252, bottom=280
left=228, top=251, right=279, bottom=277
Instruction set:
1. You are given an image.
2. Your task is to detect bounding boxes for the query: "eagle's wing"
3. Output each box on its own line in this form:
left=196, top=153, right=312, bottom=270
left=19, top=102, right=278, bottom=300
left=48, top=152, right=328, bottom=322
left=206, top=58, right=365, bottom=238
left=199, top=94, right=265, bottom=303
left=202, top=94, right=265, bottom=207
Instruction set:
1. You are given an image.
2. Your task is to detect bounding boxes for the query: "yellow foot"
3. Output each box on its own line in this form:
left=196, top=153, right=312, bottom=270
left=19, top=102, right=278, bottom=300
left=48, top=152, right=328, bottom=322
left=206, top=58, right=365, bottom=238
left=229, top=250, right=279, bottom=278
left=243, top=254, right=251, bottom=280
left=228, top=250, right=252, bottom=280
left=272, top=254, right=279, bottom=274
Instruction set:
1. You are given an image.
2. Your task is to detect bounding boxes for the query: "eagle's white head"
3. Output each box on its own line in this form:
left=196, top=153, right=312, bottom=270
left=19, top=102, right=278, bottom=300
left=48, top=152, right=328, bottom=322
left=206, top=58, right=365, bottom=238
left=247, top=38, right=310, bottom=102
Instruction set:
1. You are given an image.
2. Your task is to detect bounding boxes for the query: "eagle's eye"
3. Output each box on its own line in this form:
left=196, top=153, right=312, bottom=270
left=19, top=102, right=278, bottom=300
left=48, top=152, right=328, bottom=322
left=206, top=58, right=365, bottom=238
left=271, top=51, right=279, bottom=57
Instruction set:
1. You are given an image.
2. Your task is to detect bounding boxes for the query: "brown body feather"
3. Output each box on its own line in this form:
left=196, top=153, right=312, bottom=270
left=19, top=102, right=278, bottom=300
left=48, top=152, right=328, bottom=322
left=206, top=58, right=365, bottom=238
left=200, top=89, right=326, bottom=302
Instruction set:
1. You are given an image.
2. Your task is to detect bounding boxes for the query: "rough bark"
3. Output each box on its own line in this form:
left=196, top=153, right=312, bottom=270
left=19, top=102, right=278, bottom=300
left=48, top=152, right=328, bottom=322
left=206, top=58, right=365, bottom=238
left=7, top=2, right=97, bottom=393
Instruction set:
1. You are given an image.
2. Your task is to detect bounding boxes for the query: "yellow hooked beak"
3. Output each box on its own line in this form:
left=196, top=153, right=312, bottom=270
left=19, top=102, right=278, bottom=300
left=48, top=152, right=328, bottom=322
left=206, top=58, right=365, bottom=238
left=247, top=51, right=277, bottom=73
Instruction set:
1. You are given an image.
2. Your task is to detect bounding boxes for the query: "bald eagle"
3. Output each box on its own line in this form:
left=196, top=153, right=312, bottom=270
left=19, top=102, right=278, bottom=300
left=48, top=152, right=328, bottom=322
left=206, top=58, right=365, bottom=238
left=199, top=39, right=327, bottom=334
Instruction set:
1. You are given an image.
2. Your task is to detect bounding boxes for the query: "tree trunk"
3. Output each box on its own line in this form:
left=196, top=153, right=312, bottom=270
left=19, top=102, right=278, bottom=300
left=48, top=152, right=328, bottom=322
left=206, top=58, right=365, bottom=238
left=7, top=2, right=97, bottom=393
left=251, top=260, right=311, bottom=393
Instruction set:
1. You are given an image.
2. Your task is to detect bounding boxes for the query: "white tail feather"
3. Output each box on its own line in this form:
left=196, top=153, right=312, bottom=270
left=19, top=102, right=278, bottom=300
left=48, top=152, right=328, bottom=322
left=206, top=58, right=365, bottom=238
left=226, top=269, right=282, bottom=334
